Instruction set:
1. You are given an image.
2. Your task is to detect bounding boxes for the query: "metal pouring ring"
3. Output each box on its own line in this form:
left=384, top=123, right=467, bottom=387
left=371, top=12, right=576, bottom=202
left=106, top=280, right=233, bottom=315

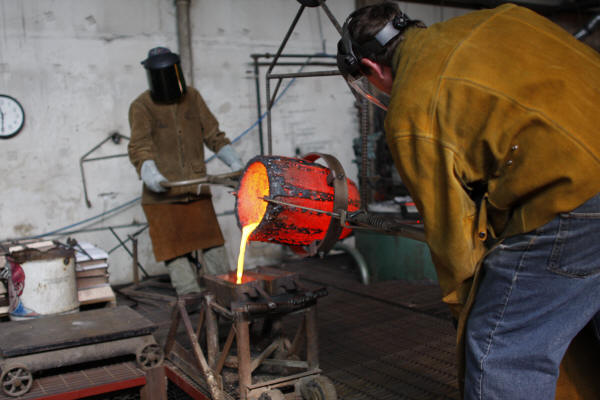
left=301, top=152, right=349, bottom=256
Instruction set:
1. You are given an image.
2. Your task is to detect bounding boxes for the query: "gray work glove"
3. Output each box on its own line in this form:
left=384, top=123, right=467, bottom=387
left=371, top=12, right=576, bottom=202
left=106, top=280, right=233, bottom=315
left=141, top=160, right=168, bottom=192
left=216, top=144, right=244, bottom=171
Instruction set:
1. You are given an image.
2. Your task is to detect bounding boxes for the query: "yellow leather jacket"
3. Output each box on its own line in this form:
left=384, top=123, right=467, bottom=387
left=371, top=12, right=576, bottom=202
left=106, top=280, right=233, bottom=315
left=385, top=5, right=600, bottom=396
left=386, top=3, right=600, bottom=318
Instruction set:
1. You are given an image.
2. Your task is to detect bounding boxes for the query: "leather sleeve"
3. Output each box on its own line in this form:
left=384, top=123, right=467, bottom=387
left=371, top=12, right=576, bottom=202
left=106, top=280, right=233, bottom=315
left=385, top=133, right=486, bottom=318
left=128, top=100, right=155, bottom=176
left=194, top=91, right=230, bottom=154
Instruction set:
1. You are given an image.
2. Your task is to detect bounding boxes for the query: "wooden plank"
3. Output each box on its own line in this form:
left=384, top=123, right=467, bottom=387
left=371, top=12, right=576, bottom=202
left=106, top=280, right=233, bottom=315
left=8, top=240, right=55, bottom=253
left=78, top=285, right=116, bottom=305
left=0, top=306, right=157, bottom=358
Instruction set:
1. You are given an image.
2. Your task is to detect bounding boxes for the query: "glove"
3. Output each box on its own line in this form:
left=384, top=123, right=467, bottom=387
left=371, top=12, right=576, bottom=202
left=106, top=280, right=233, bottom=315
left=216, top=144, right=244, bottom=171
left=141, top=160, right=168, bottom=192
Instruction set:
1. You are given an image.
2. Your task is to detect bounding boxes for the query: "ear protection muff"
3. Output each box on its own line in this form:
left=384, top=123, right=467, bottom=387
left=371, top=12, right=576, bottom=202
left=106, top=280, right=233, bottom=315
left=336, top=11, right=412, bottom=79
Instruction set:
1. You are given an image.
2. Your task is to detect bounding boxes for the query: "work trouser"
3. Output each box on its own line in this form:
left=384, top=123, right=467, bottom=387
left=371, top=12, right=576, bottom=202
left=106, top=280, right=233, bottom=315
left=165, top=245, right=230, bottom=296
left=464, top=192, right=600, bottom=399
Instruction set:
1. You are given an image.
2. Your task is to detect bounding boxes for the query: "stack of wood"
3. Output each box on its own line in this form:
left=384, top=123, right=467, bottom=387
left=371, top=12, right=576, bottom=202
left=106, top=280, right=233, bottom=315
left=0, top=280, right=8, bottom=318
left=0, top=253, right=8, bottom=317
left=74, top=242, right=116, bottom=307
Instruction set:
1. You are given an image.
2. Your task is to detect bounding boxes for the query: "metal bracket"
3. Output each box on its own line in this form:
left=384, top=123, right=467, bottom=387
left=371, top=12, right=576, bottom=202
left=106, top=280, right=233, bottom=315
left=302, top=152, right=348, bottom=257
left=79, top=131, right=130, bottom=208
left=264, top=0, right=343, bottom=155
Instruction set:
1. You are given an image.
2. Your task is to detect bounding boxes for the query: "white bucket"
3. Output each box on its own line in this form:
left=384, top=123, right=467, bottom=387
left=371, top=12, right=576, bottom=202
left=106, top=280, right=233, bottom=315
left=8, top=244, right=79, bottom=320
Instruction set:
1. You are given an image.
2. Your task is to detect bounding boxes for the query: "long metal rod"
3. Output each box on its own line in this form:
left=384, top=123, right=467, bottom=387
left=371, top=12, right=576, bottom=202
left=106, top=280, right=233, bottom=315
left=319, top=0, right=343, bottom=35
left=267, top=70, right=341, bottom=79
left=266, top=6, right=306, bottom=76
left=215, top=326, right=236, bottom=376
left=360, top=98, right=369, bottom=206
left=251, top=53, right=336, bottom=59
left=266, top=5, right=306, bottom=155
left=266, top=74, right=273, bottom=155
left=178, top=301, right=224, bottom=400
left=108, top=224, right=148, bottom=254
left=252, top=56, right=264, bottom=155
left=262, top=196, right=426, bottom=242
left=108, top=227, right=149, bottom=277
left=82, top=153, right=128, bottom=162
left=268, top=78, right=284, bottom=111
left=160, top=170, right=242, bottom=188
left=257, top=62, right=336, bottom=67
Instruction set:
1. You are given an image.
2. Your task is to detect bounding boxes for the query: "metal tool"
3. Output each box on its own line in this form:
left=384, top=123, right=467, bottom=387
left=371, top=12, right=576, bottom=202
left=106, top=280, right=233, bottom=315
left=262, top=196, right=426, bottom=243
left=160, top=170, right=242, bottom=189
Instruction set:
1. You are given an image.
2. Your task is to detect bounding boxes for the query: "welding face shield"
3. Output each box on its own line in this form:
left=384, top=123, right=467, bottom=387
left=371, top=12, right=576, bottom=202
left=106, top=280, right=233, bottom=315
left=345, top=68, right=391, bottom=112
left=337, top=12, right=411, bottom=112
left=142, top=47, right=187, bottom=104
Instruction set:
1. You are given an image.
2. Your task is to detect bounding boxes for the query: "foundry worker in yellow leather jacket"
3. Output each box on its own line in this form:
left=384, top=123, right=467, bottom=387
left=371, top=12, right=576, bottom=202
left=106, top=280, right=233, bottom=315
left=337, top=3, right=600, bottom=399
left=128, top=47, right=244, bottom=296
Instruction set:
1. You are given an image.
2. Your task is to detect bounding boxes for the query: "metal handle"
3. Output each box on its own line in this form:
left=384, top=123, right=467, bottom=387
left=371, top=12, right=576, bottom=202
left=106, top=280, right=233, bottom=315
left=160, top=170, right=242, bottom=189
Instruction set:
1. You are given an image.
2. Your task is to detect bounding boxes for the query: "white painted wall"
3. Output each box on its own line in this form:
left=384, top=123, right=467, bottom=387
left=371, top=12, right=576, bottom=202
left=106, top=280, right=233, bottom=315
left=0, top=0, right=468, bottom=285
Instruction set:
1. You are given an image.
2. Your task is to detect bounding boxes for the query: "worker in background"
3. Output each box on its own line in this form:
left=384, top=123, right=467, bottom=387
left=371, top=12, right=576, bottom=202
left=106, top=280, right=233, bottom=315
left=128, top=47, right=244, bottom=296
left=337, top=3, right=600, bottom=399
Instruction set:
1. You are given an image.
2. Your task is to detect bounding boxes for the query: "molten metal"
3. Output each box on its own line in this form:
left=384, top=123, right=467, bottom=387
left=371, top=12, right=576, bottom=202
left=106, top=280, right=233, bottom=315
left=235, top=155, right=360, bottom=248
left=236, top=222, right=259, bottom=284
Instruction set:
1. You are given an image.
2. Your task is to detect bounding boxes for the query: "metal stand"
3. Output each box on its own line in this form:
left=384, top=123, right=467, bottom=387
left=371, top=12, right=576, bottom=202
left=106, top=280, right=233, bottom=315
left=163, top=268, right=337, bottom=400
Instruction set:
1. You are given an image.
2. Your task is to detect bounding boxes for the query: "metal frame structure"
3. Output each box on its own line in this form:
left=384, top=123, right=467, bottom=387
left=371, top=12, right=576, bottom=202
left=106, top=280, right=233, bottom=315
left=262, top=0, right=343, bottom=156
left=251, top=52, right=338, bottom=156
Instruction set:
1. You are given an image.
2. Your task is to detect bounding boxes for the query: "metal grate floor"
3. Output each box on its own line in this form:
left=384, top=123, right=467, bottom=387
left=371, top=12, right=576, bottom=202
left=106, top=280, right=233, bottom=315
left=126, top=253, right=460, bottom=400
left=0, top=361, right=145, bottom=400
left=278, top=254, right=458, bottom=400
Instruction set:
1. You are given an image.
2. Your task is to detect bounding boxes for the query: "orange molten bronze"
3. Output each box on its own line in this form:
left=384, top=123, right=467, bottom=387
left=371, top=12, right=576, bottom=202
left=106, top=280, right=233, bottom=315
left=235, top=155, right=360, bottom=251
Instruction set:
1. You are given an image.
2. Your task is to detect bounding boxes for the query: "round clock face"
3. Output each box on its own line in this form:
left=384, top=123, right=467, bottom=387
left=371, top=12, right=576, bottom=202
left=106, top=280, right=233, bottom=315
left=0, top=95, right=25, bottom=139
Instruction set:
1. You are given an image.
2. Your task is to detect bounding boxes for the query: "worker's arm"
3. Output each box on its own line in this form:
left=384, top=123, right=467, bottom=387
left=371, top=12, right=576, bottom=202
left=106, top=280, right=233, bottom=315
left=128, top=101, right=167, bottom=192
left=128, top=101, right=155, bottom=176
left=193, top=91, right=230, bottom=155
left=386, top=133, right=486, bottom=318
left=193, top=91, right=243, bottom=171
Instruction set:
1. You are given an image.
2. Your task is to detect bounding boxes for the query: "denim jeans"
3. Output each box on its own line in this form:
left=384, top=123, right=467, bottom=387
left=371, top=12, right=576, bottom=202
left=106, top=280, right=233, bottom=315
left=464, top=193, right=600, bottom=400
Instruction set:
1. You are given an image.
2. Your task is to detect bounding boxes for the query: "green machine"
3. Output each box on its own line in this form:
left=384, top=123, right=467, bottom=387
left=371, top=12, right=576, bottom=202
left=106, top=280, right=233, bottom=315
left=355, top=230, right=437, bottom=283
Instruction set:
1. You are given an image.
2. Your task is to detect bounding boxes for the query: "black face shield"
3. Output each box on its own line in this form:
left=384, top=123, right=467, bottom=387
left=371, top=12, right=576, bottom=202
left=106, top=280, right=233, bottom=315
left=142, top=51, right=186, bottom=104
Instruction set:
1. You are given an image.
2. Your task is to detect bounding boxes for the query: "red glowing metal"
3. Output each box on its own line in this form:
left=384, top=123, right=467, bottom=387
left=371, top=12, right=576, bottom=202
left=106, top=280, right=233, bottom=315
left=216, top=271, right=260, bottom=284
left=235, top=155, right=360, bottom=247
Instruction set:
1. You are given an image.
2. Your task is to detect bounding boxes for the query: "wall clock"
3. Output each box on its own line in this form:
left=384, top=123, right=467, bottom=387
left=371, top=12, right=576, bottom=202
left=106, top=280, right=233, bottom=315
left=0, top=95, right=25, bottom=139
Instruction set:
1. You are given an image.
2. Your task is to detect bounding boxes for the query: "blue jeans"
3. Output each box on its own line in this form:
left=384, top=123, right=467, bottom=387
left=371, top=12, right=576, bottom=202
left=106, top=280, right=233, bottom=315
left=464, top=193, right=600, bottom=400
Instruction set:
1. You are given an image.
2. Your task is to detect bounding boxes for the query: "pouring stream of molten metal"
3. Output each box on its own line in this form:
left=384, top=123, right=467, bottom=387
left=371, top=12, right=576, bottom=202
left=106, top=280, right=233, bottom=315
left=236, top=222, right=260, bottom=284
left=235, top=161, right=270, bottom=284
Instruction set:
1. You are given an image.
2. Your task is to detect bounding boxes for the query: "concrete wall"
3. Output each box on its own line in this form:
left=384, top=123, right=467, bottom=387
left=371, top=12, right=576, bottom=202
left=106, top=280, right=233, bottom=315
left=0, top=0, right=467, bottom=285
